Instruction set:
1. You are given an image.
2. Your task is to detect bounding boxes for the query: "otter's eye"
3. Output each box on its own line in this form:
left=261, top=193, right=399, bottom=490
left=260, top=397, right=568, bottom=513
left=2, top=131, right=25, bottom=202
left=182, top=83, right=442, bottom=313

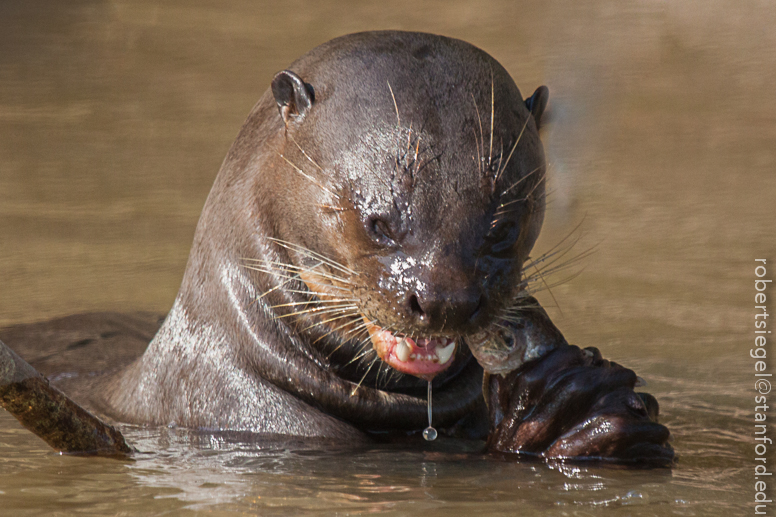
left=366, top=216, right=395, bottom=245
left=488, top=220, right=517, bottom=254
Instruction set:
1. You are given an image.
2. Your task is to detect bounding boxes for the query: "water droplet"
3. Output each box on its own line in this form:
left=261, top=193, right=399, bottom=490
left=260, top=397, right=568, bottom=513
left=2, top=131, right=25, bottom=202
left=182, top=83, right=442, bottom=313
left=424, top=380, right=437, bottom=441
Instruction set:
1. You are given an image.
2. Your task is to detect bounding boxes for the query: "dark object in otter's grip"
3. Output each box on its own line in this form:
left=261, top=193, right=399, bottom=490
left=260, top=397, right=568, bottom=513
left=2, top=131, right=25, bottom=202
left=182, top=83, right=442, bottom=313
left=0, top=339, right=131, bottom=457
left=466, top=295, right=567, bottom=374
left=485, top=345, right=674, bottom=465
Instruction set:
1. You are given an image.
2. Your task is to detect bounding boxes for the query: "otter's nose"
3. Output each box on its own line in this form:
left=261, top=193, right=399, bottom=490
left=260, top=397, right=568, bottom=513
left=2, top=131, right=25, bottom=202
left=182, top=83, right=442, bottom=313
left=405, top=288, right=483, bottom=333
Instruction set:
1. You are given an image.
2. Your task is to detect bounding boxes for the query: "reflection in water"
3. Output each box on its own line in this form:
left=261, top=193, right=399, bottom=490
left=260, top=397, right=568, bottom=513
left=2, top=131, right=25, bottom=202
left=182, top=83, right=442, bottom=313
left=0, top=0, right=773, bottom=514
left=116, top=425, right=678, bottom=513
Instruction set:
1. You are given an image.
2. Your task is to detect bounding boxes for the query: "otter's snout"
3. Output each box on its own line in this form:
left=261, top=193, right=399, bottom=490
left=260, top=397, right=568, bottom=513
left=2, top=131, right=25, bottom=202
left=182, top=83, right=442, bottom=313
left=403, top=284, right=484, bottom=334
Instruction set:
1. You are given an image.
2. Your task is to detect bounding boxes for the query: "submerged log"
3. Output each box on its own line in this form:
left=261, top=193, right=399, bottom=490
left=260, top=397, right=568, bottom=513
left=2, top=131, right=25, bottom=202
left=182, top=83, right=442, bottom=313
left=0, top=339, right=132, bottom=457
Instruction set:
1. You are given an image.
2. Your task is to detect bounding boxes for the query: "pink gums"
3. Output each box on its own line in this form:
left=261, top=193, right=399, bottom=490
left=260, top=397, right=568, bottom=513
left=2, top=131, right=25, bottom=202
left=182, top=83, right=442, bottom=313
left=367, top=325, right=456, bottom=380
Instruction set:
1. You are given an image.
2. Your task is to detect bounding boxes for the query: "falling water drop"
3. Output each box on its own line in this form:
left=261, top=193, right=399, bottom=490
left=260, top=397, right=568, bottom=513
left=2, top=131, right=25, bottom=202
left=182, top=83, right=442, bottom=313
left=423, top=380, right=437, bottom=441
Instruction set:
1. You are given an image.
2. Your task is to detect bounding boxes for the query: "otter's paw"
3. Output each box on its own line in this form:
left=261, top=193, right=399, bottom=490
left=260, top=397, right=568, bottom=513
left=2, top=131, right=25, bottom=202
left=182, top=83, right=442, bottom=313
left=485, top=345, right=674, bottom=466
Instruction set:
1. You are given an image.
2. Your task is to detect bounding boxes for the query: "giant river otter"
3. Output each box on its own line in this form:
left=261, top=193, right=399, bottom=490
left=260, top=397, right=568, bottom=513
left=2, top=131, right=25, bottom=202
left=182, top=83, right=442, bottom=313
left=0, top=31, right=672, bottom=464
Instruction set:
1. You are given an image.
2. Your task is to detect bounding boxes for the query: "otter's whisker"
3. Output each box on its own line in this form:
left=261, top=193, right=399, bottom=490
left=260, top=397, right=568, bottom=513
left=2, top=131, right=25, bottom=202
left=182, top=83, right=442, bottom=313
left=492, top=321, right=511, bottom=332
left=406, top=121, right=413, bottom=157
left=501, top=304, right=557, bottom=322
left=256, top=281, right=290, bottom=301
left=245, top=266, right=351, bottom=296
left=500, top=302, right=543, bottom=315
left=470, top=92, right=484, bottom=174
left=347, top=338, right=376, bottom=367
left=245, top=262, right=353, bottom=285
left=312, top=316, right=366, bottom=345
left=349, top=322, right=402, bottom=369
left=339, top=319, right=373, bottom=340
left=527, top=260, right=562, bottom=316
left=522, top=217, right=587, bottom=271
left=494, top=197, right=528, bottom=215
left=282, top=288, right=354, bottom=298
left=500, top=301, right=542, bottom=314
left=351, top=354, right=380, bottom=396
left=278, top=152, right=340, bottom=200
left=497, top=138, right=504, bottom=178
left=293, top=313, right=359, bottom=338
left=523, top=270, right=586, bottom=300
left=325, top=322, right=372, bottom=359
left=489, top=70, right=494, bottom=166
left=317, top=204, right=347, bottom=212
left=284, top=308, right=360, bottom=324
left=267, top=298, right=359, bottom=311
left=387, top=80, right=400, bottom=129
left=296, top=271, right=355, bottom=288
left=251, top=267, right=351, bottom=301
left=514, top=236, right=588, bottom=313
left=305, top=315, right=362, bottom=343
left=375, top=361, right=387, bottom=389
left=242, top=257, right=319, bottom=269
left=412, top=151, right=441, bottom=179
left=244, top=257, right=328, bottom=274
left=268, top=238, right=358, bottom=276
left=380, top=364, right=399, bottom=386
left=307, top=311, right=361, bottom=330
left=274, top=304, right=360, bottom=320
left=492, top=207, right=521, bottom=218
left=299, top=270, right=356, bottom=286
left=522, top=167, right=547, bottom=201
left=289, top=133, right=324, bottom=172
left=500, top=314, right=536, bottom=326
left=499, top=165, right=544, bottom=199
left=522, top=236, right=595, bottom=283
left=499, top=305, right=544, bottom=322
left=242, top=267, right=304, bottom=286
left=244, top=260, right=350, bottom=276
left=523, top=246, right=596, bottom=283
left=522, top=247, right=576, bottom=277
left=376, top=360, right=400, bottom=389
left=494, top=115, right=531, bottom=184
left=522, top=261, right=585, bottom=292
left=244, top=259, right=353, bottom=285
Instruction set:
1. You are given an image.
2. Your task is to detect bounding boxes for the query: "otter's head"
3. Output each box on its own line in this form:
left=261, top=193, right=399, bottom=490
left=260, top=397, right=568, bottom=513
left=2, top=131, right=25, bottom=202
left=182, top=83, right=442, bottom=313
left=260, top=32, right=549, bottom=385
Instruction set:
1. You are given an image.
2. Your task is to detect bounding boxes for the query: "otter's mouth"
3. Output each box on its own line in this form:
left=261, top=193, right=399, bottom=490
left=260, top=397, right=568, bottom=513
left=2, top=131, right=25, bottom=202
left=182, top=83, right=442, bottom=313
left=365, top=323, right=457, bottom=380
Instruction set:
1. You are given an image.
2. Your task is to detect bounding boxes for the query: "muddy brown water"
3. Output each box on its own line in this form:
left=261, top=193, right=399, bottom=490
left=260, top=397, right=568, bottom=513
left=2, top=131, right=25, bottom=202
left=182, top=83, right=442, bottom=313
left=1, top=1, right=773, bottom=515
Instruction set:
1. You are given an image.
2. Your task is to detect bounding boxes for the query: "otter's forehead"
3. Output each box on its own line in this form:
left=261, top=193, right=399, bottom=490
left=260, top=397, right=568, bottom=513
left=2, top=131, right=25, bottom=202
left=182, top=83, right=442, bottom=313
left=331, top=123, right=490, bottom=244
left=291, top=31, right=512, bottom=93
left=283, top=34, right=533, bottom=242
left=290, top=32, right=526, bottom=140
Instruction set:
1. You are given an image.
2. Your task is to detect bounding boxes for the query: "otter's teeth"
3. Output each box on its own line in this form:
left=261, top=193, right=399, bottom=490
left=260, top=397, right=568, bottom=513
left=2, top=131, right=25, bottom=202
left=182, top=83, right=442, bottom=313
left=395, top=339, right=411, bottom=362
left=435, top=341, right=456, bottom=365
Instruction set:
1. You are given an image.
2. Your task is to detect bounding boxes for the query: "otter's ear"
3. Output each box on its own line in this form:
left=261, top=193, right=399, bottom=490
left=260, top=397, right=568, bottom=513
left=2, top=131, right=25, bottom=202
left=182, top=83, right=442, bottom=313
left=271, top=70, right=315, bottom=124
left=525, top=86, right=549, bottom=130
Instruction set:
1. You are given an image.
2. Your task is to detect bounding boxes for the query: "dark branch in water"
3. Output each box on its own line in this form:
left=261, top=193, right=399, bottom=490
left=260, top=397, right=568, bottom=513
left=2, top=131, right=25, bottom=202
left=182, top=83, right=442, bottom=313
left=0, top=339, right=132, bottom=458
